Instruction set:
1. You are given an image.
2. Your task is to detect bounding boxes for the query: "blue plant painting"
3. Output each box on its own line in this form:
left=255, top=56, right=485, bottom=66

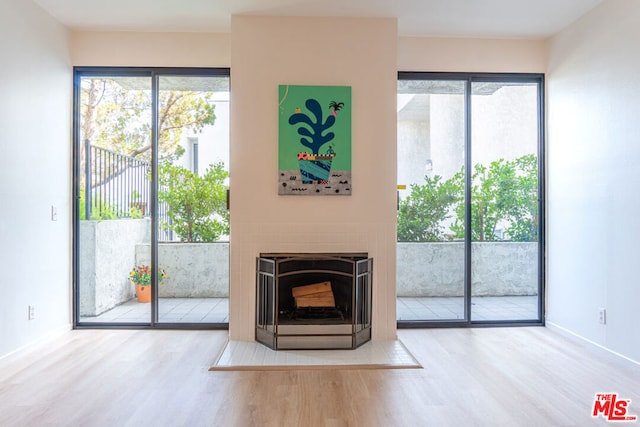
left=278, top=85, right=351, bottom=195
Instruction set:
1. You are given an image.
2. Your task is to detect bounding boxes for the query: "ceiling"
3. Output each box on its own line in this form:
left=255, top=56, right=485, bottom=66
left=34, top=0, right=603, bottom=39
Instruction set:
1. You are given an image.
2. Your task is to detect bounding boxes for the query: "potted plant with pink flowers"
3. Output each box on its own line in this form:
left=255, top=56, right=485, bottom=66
left=128, top=265, right=168, bottom=303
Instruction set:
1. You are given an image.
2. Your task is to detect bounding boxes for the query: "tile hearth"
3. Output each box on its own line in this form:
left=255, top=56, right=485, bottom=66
left=210, top=339, right=422, bottom=370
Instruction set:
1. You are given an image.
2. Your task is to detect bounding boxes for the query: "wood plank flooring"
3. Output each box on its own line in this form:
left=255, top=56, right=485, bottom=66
left=0, top=327, right=638, bottom=426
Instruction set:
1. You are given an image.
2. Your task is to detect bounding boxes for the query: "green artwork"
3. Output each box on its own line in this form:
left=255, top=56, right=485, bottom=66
left=278, top=85, right=352, bottom=195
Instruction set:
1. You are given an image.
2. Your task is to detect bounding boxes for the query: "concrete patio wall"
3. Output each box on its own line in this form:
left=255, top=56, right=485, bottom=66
left=81, top=225, right=535, bottom=314
left=79, top=219, right=151, bottom=316
left=396, top=242, right=538, bottom=297
left=137, top=242, right=534, bottom=298
left=135, top=243, right=229, bottom=298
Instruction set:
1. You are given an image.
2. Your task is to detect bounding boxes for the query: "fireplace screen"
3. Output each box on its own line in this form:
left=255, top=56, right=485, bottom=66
left=256, top=253, right=372, bottom=350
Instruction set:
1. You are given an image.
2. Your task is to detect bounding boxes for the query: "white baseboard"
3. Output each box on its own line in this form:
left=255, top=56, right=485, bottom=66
left=0, top=323, right=72, bottom=365
left=546, top=322, right=640, bottom=367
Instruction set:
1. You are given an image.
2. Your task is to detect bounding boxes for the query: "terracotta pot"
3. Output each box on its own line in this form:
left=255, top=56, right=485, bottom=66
left=136, top=284, right=151, bottom=303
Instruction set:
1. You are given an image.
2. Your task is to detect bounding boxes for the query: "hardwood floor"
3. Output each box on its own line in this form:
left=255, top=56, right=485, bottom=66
left=0, top=327, right=638, bottom=426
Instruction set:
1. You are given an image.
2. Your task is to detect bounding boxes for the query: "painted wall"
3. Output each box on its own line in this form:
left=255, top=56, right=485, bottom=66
left=0, top=0, right=71, bottom=359
left=230, top=16, right=398, bottom=341
left=547, top=0, right=640, bottom=363
left=67, top=26, right=548, bottom=344
left=71, top=31, right=230, bottom=67
left=398, top=37, right=547, bottom=73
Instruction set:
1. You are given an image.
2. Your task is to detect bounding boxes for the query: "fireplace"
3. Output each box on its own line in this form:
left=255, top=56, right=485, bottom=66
left=256, top=253, right=373, bottom=350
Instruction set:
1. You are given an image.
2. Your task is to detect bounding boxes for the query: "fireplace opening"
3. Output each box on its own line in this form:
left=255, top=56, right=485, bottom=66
left=256, top=253, right=372, bottom=350
left=280, top=274, right=350, bottom=323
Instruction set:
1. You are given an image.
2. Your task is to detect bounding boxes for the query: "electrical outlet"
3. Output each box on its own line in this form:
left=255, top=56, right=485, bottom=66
left=598, top=307, right=606, bottom=325
left=28, top=305, right=36, bottom=320
left=51, top=205, right=58, bottom=221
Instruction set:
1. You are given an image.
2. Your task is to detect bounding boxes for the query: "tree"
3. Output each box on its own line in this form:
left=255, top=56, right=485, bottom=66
left=79, top=78, right=217, bottom=199
left=157, top=163, right=229, bottom=242
left=397, top=175, right=460, bottom=242
left=81, top=78, right=216, bottom=162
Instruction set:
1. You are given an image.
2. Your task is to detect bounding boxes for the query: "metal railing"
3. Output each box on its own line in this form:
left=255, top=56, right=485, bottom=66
left=84, top=139, right=151, bottom=220
left=83, top=140, right=173, bottom=240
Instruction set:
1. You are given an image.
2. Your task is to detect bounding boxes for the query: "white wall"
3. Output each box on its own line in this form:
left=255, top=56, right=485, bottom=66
left=547, top=0, right=640, bottom=363
left=230, top=16, right=398, bottom=341
left=0, top=0, right=71, bottom=359
left=71, top=32, right=230, bottom=67
left=398, top=37, right=547, bottom=73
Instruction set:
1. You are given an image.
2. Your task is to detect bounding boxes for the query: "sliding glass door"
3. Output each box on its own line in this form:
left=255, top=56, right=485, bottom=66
left=397, top=73, right=544, bottom=326
left=156, top=74, right=230, bottom=324
left=74, top=68, right=230, bottom=328
left=470, top=80, right=541, bottom=322
left=76, top=74, right=153, bottom=325
left=396, top=79, right=467, bottom=322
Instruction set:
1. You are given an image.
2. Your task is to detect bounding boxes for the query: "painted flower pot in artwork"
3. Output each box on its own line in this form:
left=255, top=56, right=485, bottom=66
left=297, top=152, right=336, bottom=184
left=298, top=159, right=332, bottom=183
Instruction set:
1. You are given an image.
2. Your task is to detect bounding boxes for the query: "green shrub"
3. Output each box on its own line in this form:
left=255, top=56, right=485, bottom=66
left=397, top=175, right=459, bottom=242
left=78, top=189, right=118, bottom=220
left=398, top=154, right=538, bottom=242
left=157, top=162, right=229, bottom=242
left=450, top=154, right=538, bottom=242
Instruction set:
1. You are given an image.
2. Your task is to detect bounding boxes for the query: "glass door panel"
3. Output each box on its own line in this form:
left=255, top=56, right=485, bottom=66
left=396, top=79, right=467, bottom=322
left=77, top=75, right=152, bottom=324
left=156, top=75, right=230, bottom=324
left=470, top=81, right=540, bottom=321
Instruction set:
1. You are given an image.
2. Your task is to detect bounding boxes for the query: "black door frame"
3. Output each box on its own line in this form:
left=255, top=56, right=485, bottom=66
left=72, top=66, right=230, bottom=330
left=397, top=71, right=545, bottom=328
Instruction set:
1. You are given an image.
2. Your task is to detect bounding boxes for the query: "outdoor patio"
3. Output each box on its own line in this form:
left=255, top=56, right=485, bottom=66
left=397, top=295, right=538, bottom=321
left=80, top=296, right=538, bottom=324
left=80, top=297, right=229, bottom=324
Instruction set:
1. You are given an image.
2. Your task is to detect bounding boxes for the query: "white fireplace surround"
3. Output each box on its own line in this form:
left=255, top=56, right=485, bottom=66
left=228, top=16, right=398, bottom=342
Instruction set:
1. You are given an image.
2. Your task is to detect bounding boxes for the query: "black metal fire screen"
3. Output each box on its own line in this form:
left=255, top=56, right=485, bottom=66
left=256, top=253, right=372, bottom=350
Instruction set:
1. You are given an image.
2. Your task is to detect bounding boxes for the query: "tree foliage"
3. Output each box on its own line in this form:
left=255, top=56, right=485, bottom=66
left=450, top=161, right=507, bottom=241
left=398, top=154, right=538, bottom=242
left=81, top=78, right=216, bottom=162
left=157, top=163, right=229, bottom=243
left=500, top=154, right=539, bottom=241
